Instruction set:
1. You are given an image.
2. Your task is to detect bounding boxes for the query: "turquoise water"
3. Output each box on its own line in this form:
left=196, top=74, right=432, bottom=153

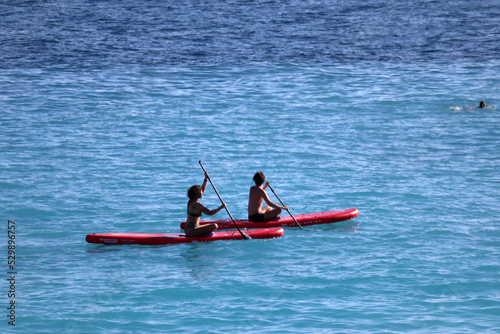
left=1, top=61, right=499, bottom=333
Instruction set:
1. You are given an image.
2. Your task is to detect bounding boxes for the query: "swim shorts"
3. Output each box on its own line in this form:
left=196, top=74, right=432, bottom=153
left=248, top=213, right=265, bottom=222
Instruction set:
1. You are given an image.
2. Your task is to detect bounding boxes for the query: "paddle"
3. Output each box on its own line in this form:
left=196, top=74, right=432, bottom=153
left=199, top=161, right=251, bottom=240
left=268, top=184, right=302, bottom=229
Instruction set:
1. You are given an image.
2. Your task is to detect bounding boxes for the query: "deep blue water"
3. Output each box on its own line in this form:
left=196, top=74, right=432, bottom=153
left=1, top=0, right=500, bottom=66
left=1, top=1, right=500, bottom=333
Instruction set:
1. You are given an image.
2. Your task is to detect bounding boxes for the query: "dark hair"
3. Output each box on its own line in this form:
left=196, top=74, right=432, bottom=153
left=480, top=100, right=486, bottom=108
left=187, top=185, right=202, bottom=200
left=253, top=172, right=265, bottom=186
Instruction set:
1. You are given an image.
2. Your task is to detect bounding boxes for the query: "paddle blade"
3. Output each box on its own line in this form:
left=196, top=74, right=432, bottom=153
left=242, top=233, right=252, bottom=240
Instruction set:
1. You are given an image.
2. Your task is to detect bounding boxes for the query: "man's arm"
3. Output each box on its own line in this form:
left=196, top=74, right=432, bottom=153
left=262, top=188, right=282, bottom=209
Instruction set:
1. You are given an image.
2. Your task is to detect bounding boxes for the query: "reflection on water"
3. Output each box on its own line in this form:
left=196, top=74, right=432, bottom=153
left=85, top=243, right=180, bottom=253
left=302, top=220, right=362, bottom=233
left=181, top=243, right=215, bottom=280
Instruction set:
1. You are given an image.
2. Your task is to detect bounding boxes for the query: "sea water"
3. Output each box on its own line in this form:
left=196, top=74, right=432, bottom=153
left=1, top=1, right=499, bottom=333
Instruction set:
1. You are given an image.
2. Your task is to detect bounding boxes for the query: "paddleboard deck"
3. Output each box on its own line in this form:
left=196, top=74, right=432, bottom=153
left=86, top=227, right=284, bottom=245
left=180, top=208, right=359, bottom=230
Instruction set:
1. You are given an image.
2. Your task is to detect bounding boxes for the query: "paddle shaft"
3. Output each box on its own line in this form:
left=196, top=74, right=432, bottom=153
left=199, top=161, right=251, bottom=240
left=268, top=184, right=302, bottom=229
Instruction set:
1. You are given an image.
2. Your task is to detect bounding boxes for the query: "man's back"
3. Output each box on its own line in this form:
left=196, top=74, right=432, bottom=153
left=248, top=185, right=264, bottom=216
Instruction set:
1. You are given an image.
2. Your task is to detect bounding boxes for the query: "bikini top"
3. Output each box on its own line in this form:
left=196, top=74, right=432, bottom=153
left=187, top=200, right=202, bottom=218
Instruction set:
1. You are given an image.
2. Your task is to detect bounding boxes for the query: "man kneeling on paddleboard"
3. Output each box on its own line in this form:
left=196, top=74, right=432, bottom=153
left=248, top=172, right=288, bottom=222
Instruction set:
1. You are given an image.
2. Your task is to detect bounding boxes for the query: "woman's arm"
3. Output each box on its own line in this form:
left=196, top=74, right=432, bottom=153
left=198, top=202, right=226, bottom=216
left=200, top=172, right=209, bottom=194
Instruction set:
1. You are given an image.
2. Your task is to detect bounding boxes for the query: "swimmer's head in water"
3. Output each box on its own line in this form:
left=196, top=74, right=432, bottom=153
left=480, top=101, right=486, bottom=108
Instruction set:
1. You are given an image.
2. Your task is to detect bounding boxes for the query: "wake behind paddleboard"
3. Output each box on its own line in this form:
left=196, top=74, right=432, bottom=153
left=86, top=227, right=284, bottom=245
left=180, top=208, right=359, bottom=230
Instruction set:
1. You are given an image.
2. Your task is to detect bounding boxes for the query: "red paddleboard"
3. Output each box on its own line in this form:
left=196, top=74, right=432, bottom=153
left=180, top=208, right=359, bottom=230
left=85, top=227, right=284, bottom=245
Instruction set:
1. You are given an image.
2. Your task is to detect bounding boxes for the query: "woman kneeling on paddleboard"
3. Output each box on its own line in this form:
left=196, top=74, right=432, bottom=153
left=185, top=172, right=225, bottom=237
